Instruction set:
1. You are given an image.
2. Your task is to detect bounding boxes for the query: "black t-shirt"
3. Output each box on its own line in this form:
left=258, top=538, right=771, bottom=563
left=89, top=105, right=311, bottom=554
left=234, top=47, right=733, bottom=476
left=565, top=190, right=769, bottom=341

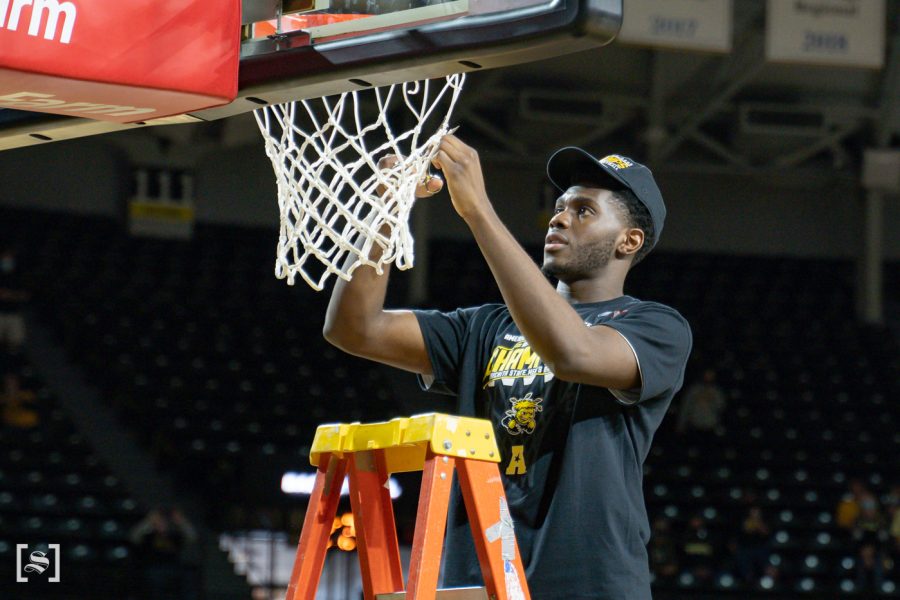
left=414, top=295, right=692, bottom=600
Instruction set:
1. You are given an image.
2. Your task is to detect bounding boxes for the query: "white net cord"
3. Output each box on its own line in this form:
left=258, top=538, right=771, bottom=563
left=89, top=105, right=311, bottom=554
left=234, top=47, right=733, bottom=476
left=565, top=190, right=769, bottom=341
left=254, top=73, right=466, bottom=290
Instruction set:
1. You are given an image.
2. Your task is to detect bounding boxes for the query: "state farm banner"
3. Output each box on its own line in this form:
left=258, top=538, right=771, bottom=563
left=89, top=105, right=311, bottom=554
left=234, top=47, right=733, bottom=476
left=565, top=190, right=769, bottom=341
left=618, top=0, right=733, bottom=53
left=0, top=0, right=240, bottom=123
left=766, top=0, right=885, bottom=68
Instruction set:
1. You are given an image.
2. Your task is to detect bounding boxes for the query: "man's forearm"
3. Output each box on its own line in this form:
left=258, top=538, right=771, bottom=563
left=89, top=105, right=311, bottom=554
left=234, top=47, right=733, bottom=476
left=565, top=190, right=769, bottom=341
left=463, top=207, right=594, bottom=372
left=323, top=228, right=392, bottom=348
left=465, top=209, right=638, bottom=389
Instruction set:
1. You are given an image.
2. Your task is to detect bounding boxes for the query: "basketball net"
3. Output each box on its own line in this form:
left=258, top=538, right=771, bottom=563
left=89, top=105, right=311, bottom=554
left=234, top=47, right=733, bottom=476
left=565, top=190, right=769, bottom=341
left=255, top=74, right=466, bottom=290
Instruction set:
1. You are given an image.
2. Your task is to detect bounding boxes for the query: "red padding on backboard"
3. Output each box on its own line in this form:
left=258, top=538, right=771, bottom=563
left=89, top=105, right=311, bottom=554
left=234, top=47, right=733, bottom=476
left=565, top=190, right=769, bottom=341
left=0, top=0, right=240, bottom=123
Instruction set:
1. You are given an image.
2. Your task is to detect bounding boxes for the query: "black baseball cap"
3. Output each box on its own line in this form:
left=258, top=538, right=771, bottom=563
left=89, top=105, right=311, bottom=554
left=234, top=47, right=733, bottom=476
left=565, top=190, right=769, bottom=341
left=546, top=148, right=666, bottom=249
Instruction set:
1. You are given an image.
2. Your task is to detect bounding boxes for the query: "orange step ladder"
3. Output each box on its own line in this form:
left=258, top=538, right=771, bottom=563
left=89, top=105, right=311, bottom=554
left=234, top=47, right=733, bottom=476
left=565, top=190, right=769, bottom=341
left=285, top=413, right=531, bottom=600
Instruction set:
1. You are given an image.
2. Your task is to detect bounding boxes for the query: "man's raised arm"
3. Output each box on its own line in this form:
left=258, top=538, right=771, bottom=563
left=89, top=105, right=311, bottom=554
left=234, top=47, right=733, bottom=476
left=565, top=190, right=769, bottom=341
left=322, top=158, right=442, bottom=375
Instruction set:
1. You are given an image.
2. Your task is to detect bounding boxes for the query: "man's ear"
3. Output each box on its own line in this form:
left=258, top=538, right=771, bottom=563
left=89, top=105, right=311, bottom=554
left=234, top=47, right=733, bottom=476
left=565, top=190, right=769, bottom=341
left=617, top=227, right=645, bottom=259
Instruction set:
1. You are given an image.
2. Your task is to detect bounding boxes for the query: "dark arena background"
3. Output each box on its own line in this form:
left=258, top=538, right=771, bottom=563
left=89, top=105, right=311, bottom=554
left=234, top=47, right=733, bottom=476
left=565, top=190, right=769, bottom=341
left=2, top=1, right=900, bottom=599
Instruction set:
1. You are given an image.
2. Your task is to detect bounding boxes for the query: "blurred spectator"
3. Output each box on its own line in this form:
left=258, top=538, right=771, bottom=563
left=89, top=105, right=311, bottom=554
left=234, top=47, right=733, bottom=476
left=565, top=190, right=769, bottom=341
left=676, top=369, right=725, bottom=435
left=837, top=479, right=877, bottom=531
left=130, top=507, right=197, bottom=600
left=882, top=483, right=900, bottom=514
left=846, top=490, right=889, bottom=592
left=889, top=498, right=900, bottom=568
left=853, top=494, right=887, bottom=561
left=1, top=371, right=38, bottom=429
left=680, top=515, right=718, bottom=585
left=735, top=506, right=772, bottom=584
left=0, top=246, right=28, bottom=353
left=856, top=542, right=885, bottom=592
left=649, top=517, right=679, bottom=582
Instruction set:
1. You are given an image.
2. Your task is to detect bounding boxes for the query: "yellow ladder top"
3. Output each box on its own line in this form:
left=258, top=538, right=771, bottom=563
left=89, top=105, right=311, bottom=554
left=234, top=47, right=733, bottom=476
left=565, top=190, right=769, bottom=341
left=309, top=413, right=500, bottom=473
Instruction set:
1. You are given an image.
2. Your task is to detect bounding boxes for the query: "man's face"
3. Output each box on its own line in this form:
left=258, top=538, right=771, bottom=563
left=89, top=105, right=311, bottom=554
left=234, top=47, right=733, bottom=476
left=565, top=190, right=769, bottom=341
left=541, top=186, right=627, bottom=282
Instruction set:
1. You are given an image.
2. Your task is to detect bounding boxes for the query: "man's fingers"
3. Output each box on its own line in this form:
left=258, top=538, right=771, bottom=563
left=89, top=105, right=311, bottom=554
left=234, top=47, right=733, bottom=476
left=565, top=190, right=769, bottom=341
left=377, top=137, right=467, bottom=199
left=441, top=134, right=462, bottom=149
left=440, top=134, right=470, bottom=154
left=376, top=154, right=401, bottom=196
left=425, top=174, right=444, bottom=193
left=437, top=137, right=457, bottom=160
left=378, top=149, right=445, bottom=198
left=415, top=173, right=444, bottom=198
left=437, top=135, right=477, bottom=167
left=378, top=153, right=400, bottom=169
left=433, top=149, right=450, bottom=171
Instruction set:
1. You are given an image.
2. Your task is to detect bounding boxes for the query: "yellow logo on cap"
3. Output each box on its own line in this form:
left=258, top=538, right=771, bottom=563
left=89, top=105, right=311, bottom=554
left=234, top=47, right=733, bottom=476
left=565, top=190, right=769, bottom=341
left=600, top=155, right=633, bottom=170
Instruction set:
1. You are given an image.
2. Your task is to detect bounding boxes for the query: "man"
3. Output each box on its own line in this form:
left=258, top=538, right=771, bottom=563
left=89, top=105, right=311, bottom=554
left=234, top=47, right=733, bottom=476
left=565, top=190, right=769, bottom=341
left=324, top=135, right=692, bottom=599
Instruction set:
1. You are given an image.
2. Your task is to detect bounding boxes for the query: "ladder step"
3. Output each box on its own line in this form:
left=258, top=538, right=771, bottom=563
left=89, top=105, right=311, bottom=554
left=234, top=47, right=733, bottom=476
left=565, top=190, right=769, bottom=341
left=376, top=587, right=489, bottom=600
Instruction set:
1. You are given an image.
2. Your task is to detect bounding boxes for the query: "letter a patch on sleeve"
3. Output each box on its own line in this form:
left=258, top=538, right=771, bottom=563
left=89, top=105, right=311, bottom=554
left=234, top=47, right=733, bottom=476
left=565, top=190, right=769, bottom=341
left=505, top=445, right=526, bottom=475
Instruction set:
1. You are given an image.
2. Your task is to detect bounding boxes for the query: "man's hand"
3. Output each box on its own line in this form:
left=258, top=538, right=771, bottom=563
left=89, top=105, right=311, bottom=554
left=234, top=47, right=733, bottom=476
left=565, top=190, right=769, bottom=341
left=431, top=135, right=491, bottom=221
left=376, top=154, right=444, bottom=198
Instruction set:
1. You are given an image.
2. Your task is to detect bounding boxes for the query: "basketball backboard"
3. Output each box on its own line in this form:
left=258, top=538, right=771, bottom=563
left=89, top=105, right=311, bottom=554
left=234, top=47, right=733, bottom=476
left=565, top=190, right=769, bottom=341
left=0, top=0, right=621, bottom=150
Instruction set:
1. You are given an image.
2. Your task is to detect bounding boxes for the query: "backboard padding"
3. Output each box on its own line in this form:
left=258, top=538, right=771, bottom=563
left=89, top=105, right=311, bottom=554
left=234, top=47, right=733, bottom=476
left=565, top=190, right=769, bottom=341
left=0, top=0, right=622, bottom=150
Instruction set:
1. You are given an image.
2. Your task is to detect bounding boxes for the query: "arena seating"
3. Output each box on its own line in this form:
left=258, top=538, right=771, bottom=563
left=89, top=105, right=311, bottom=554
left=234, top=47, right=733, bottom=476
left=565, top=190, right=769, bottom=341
left=6, top=210, right=402, bottom=529
left=0, top=355, right=140, bottom=598
left=4, top=208, right=900, bottom=598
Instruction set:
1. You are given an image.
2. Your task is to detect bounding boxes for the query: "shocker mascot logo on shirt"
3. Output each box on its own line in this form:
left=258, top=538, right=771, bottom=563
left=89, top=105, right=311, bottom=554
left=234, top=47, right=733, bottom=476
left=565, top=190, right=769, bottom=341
left=504, top=393, right=543, bottom=435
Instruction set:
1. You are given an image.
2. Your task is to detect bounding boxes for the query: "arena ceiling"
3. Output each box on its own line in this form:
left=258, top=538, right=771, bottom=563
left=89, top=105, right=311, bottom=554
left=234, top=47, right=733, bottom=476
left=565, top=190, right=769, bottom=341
left=2, top=0, right=898, bottom=183
left=110, top=0, right=900, bottom=186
